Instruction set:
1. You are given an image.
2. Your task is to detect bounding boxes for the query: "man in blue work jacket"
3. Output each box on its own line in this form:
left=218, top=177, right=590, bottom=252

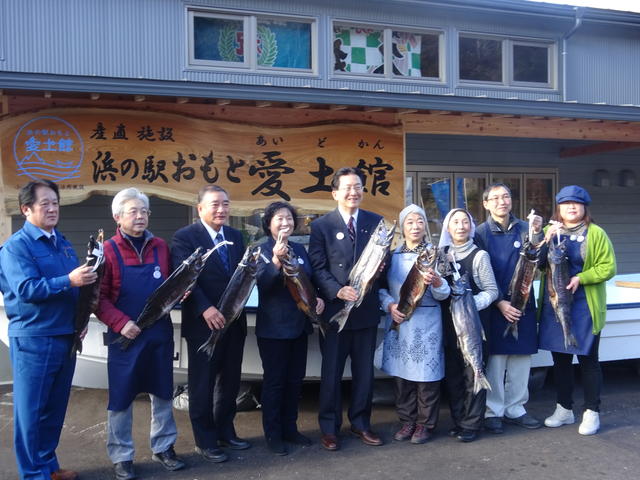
left=0, top=179, right=97, bottom=480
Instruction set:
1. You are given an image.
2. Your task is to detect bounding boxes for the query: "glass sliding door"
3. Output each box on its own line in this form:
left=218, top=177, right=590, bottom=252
left=453, top=173, right=486, bottom=225
left=525, top=175, right=555, bottom=222
left=418, top=174, right=452, bottom=243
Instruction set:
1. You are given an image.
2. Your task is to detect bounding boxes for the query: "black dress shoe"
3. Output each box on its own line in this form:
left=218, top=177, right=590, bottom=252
left=114, top=461, right=136, bottom=480
left=283, top=431, right=312, bottom=446
left=219, top=436, right=251, bottom=450
left=457, top=429, right=478, bottom=443
left=448, top=426, right=462, bottom=438
left=266, top=437, right=288, bottom=456
left=194, top=446, right=228, bottom=463
left=152, top=446, right=186, bottom=471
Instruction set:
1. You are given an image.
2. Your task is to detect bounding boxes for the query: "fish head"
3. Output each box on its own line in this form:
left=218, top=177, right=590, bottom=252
left=242, top=246, right=262, bottom=274
left=184, top=247, right=205, bottom=271
left=279, top=246, right=299, bottom=276
left=450, top=273, right=470, bottom=297
left=86, top=229, right=105, bottom=269
left=521, top=237, right=541, bottom=261
left=370, top=219, right=395, bottom=246
left=548, top=237, right=567, bottom=264
left=419, top=243, right=438, bottom=270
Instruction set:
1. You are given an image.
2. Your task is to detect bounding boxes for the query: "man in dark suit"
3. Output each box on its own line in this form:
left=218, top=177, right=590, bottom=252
left=308, top=167, right=385, bottom=451
left=171, top=185, right=251, bottom=463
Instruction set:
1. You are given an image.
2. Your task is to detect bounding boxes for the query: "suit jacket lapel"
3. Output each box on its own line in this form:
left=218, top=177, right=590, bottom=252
left=355, top=210, right=378, bottom=258
left=227, top=227, right=244, bottom=268
left=329, top=209, right=356, bottom=264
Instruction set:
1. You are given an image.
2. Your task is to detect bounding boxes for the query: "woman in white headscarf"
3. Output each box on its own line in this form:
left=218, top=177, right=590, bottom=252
left=438, top=208, right=498, bottom=443
left=378, top=204, right=450, bottom=445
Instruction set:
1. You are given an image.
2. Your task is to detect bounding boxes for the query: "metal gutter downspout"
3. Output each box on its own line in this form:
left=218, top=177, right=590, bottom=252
left=562, top=7, right=584, bottom=103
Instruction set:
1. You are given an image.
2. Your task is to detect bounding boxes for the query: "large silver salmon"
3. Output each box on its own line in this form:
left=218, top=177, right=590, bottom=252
left=115, top=242, right=230, bottom=350
left=449, top=274, right=491, bottom=394
left=198, top=245, right=261, bottom=358
left=278, top=245, right=330, bottom=336
left=330, top=219, right=396, bottom=332
left=391, top=243, right=438, bottom=331
left=72, top=230, right=105, bottom=356
left=506, top=237, right=543, bottom=340
left=546, top=237, right=578, bottom=349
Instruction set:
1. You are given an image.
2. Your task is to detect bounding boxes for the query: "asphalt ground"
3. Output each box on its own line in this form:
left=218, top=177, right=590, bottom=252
left=1, top=361, right=639, bottom=480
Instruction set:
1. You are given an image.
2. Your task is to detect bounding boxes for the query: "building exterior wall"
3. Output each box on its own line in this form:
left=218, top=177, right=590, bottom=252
left=1, top=0, right=639, bottom=106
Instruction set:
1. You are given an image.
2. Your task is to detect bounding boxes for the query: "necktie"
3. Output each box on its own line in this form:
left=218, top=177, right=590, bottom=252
left=216, top=232, right=230, bottom=274
left=347, top=216, right=356, bottom=243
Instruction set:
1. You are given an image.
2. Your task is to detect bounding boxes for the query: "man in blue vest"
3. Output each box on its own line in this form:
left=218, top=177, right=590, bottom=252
left=474, top=183, right=543, bottom=434
left=0, top=180, right=97, bottom=480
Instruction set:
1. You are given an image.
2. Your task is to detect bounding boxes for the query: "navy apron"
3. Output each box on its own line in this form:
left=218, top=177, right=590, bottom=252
left=539, top=229, right=594, bottom=356
left=486, top=224, right=538, bottom=355
left=106, top=240, right=174, bottom=411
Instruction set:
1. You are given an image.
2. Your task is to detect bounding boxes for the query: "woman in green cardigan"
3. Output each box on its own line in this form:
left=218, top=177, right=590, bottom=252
left=538, top=185, right=616, bottom=436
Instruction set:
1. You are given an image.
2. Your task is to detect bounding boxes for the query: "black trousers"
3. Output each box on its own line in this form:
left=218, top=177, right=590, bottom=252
left=185, top=321, right=245, bottom=449
left=552, top=335, right=602, bottom=412
left=257, top=333, right=308, bottom=440
left=443, top=344, right=487, bottom=432
left=395, top=377, right=441, bottom=429
left=318, top=326, right=377, bottom=435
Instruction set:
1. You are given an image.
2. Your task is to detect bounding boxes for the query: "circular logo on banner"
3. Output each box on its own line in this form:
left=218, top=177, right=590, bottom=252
left=336, top=232, right=345, bottom=240
left=13, top=116, right=84, bottom=182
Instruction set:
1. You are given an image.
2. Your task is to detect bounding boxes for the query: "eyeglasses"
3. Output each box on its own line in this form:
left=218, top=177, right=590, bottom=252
left=338, top=185, right=363, bottom=193
left=123, top=208, right=150, bottom=217
left=486, top=194, right=511, bottom=203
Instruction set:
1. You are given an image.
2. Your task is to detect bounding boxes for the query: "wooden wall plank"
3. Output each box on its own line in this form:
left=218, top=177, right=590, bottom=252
left=402, top=113, right=640, bottom=142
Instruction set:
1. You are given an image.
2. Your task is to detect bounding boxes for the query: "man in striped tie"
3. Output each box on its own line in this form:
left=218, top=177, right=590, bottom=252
left=308, top=167, right=385, bottom=451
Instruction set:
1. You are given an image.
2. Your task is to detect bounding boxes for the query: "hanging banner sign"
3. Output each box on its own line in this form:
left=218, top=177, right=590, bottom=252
left=1, top=108, right=404, bottom=220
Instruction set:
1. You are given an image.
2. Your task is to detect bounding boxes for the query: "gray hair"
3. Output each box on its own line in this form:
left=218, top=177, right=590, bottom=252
left=111, top=187, right=150, bottom=216
left=399, top=204, right=427, bottom=230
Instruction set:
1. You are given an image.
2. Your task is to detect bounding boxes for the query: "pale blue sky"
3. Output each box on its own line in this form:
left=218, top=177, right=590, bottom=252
left=527, top=0, right=640, bottom=13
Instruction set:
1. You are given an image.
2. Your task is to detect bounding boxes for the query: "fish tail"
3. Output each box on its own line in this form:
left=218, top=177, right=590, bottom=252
left=69, top=337, right=82, bottom=358
left=329, top=310, right=349, bottom=332
left=564, top=332, right=579, bottom=349
left=318, top=320, right=330, bottom=337
left=474, top=371, right=492, bottom=394
left=503, top=322, right=519, bottom=341
left=197, top=332, right=219, bottom=359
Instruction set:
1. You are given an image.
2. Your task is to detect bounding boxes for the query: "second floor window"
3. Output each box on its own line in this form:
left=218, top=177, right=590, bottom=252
left=189, top=10, right=315, bottom=73
left=333, top=23, right=442, bottom=81
left=459, top=34, right=554, bottom=87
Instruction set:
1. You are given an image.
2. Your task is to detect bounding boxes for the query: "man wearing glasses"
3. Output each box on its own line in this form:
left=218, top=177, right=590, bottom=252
left=474, top=183, right=544, bottom=435
left=309, top=167, right=385, bottom=451
left=96, top=187, right=185, bottom=480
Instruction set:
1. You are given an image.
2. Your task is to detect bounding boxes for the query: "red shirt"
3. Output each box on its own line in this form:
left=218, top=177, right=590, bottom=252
left=96, top=229, right=171, bottom=333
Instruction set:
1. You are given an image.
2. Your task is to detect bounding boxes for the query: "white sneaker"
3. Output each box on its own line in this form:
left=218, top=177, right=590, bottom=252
left=544, top=403, right=575, bottom=427
left=578, top=409, right=600, bottom=435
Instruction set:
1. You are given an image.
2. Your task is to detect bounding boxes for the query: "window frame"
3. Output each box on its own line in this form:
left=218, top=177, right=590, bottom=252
left=510, top=40, right=554, bottom=88
left=407, top=165, right=557, bottom=223
left=331, top=21, right=445, bottom=83
left=457, top=31, right=556, bottom=89
left=187, top=8, right=318, bottom=75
